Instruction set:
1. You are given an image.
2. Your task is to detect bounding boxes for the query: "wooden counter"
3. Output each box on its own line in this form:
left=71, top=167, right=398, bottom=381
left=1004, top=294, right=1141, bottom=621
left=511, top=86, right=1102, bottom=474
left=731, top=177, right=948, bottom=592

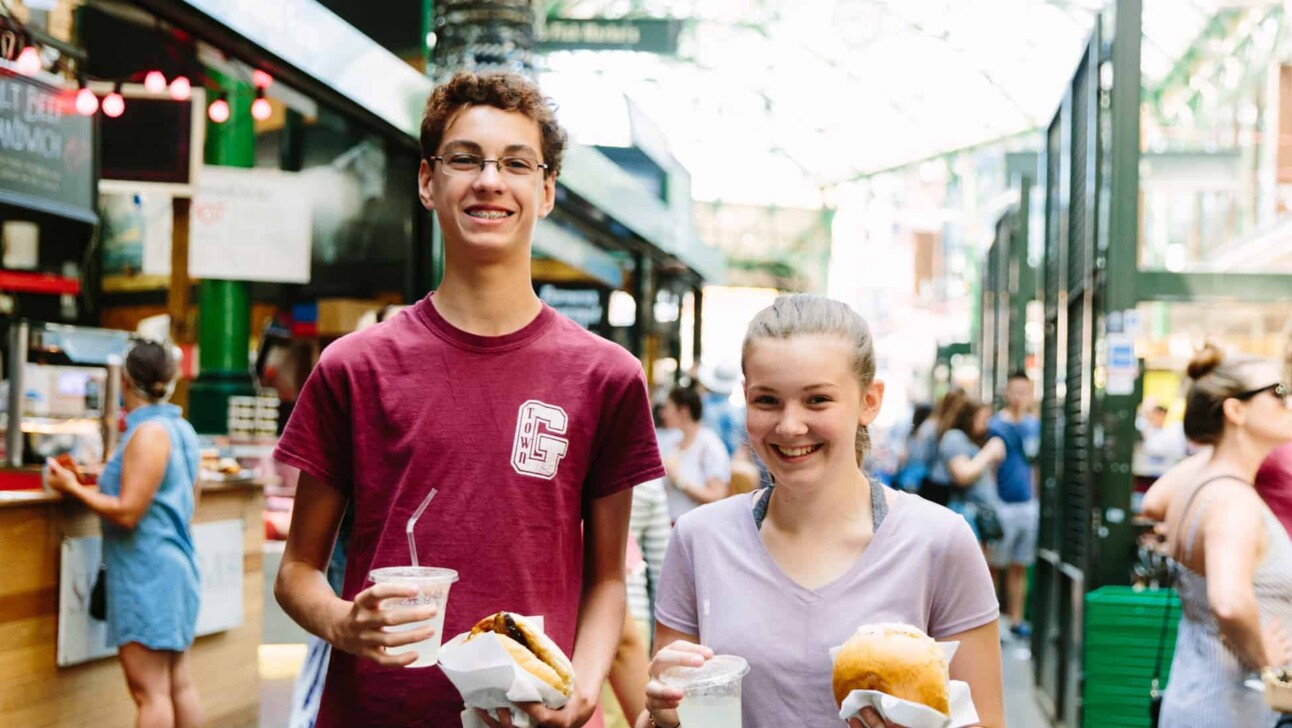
left=0, top=480, right=265, bottom=728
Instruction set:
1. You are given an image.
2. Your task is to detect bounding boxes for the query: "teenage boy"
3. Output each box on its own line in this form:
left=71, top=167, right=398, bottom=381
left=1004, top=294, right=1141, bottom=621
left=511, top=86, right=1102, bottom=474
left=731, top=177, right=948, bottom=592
left=274, top=72, right=664, bottom=728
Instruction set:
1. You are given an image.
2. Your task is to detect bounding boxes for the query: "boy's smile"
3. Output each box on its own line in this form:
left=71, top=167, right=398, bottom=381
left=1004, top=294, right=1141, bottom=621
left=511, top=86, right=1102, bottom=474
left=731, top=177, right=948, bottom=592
left=418, top=105, right=556, bottom=262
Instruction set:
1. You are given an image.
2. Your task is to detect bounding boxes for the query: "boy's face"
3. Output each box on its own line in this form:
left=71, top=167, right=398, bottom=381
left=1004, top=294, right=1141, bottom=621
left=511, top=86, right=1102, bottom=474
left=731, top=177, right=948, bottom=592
left=418, top=105, right=556, bottom=263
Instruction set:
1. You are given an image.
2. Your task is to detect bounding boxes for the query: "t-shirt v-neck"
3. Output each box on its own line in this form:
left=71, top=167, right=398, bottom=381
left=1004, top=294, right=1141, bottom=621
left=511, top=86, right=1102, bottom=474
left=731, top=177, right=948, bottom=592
left=742, top=488, right=900, bottom=604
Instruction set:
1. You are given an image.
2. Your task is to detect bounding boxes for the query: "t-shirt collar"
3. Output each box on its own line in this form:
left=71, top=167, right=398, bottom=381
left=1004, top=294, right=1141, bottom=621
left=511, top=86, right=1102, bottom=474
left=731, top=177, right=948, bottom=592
left=415, top=292, right=556, bottom=352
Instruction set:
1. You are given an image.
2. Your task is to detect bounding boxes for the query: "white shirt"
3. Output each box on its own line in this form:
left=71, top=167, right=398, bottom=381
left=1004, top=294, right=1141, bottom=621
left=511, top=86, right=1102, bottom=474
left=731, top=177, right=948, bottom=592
left=659, top=427, right=732, bottom=521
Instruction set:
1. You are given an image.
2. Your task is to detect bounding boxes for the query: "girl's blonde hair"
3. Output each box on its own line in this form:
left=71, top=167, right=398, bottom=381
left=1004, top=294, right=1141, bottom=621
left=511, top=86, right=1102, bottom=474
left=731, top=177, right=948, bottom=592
left=741, top=294, right=876, bottom=465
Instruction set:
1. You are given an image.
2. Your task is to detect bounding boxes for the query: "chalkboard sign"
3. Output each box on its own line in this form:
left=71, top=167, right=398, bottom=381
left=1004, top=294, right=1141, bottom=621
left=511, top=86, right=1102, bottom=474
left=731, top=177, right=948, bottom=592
left=0, top=71, right=96, bottom=223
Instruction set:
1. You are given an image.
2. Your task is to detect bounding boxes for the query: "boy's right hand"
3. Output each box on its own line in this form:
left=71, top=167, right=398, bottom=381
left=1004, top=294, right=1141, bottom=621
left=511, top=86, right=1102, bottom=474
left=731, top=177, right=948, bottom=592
left=327, top=583, right=439, bottom=667
left=644, top=640, right=714, bottom=728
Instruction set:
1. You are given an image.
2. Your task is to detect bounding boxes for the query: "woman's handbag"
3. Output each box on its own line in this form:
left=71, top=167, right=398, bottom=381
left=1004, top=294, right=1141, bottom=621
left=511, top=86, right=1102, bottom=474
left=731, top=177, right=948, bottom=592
left=89, top=562, right=107, bottom=621
left=974, top=504, right=1005, bottom=542
left=1149, top=587, right=1171, bottom=727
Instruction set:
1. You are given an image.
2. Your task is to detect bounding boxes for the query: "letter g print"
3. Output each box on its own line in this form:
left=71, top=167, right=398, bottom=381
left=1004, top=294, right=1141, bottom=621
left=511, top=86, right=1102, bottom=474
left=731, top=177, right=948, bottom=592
left=511, top=400, right=570, bottom=480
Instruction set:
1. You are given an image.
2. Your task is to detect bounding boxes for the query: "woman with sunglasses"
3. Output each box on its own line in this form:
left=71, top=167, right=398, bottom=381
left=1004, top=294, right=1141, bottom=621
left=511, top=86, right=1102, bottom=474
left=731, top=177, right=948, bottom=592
left=1158, top=343, right=1292, bottom=728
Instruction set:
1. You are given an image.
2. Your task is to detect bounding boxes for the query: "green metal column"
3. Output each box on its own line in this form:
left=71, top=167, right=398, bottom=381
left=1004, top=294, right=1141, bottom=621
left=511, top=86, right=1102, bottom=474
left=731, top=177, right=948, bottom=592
left=188, top=69, right=256, bottom=434
left=1094, top=0, right=1143, bottom=590
left=1011, top=175, right=1035, bottom=375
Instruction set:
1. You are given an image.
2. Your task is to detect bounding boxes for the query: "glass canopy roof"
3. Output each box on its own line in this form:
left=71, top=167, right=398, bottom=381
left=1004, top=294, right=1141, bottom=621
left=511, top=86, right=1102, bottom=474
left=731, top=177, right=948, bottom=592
left=537, top=0, right=1246, bottom=206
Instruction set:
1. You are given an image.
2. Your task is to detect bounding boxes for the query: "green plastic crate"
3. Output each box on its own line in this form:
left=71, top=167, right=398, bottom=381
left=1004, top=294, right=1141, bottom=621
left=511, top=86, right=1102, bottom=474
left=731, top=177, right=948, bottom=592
left=1083, top=586, right=1180, bottom=728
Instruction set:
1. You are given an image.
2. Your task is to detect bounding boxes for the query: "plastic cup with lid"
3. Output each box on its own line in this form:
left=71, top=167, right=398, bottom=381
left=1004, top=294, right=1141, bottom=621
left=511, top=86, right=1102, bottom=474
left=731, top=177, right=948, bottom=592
left=661, top=654, right=750, bottom=728
left=367, top=566, right=458, bottom=667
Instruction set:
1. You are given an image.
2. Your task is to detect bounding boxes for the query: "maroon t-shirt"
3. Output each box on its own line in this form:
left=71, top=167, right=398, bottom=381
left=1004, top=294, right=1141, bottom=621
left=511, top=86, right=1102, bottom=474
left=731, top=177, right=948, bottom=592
left=1257, top=444, right=1292, bottom=536
left=274, top=296, right=664, bottom=727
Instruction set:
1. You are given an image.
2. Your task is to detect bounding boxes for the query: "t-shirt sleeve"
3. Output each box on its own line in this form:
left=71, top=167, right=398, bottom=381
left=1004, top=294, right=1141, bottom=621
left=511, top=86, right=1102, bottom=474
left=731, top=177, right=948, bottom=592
left=585, top=364, right=665, bottom=499
left=927, top=516, right=1001, bottom=637
left=273, top=353, right=353, bottom=492
left=654, top=520, right=699, bottom=635
left=939, top=430, right=977, bottom=464
left=703, top=431, right=732, bottom=484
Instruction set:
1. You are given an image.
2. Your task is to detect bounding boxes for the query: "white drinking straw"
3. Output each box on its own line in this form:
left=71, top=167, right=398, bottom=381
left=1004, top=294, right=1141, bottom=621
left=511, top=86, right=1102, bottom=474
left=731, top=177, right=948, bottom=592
left=406, top=488, right=438, bottom=567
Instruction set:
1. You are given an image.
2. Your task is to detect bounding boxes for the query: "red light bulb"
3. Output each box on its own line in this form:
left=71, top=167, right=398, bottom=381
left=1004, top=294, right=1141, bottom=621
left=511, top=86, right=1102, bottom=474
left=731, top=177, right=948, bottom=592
left=252, top=70, right=274, bottom=89
left=75, top=87, right=99, bottom=116
left=208, top=97, right=230, bottom=124
left=251, top=96, right=272, bottom=121
left=102, top=92, right=125, bottom=118
left=169, top=76, right=191, bottom=101
left=144, top=70, right=167, bottom=94
left=15, top=46, right=41, bottom=76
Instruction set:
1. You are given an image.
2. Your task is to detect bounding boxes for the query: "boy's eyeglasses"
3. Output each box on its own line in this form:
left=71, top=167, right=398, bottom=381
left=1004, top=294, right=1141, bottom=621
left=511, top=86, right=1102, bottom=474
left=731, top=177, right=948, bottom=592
left=430, top=153, right=548, bottom=177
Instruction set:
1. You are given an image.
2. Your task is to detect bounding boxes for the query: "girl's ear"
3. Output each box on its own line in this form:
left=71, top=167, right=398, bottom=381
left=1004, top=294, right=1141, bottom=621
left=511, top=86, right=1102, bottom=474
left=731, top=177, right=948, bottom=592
left=860, top=380, right=885, bottom=427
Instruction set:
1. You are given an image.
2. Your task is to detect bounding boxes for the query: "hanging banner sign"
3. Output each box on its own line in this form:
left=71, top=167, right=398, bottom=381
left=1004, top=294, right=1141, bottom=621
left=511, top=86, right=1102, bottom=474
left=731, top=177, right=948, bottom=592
left=189, top=166, right=312, bottom=283
left=537, top=18, right=681, bottom=54
left=0, top=71, right=96, bottom=223
left=537, top=283, right=609, bottom=332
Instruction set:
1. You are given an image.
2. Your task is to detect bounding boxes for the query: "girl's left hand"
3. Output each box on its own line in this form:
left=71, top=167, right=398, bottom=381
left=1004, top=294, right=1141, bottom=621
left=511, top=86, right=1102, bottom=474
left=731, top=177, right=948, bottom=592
left=44, top=458, right=81, bottom=495
left=847, top=707, right=908, bottom=727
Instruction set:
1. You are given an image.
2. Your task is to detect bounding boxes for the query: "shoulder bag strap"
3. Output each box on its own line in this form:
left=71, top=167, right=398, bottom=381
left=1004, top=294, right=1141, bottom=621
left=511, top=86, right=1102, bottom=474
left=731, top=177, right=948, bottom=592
left=1151, top=474, right=1251, bottom=688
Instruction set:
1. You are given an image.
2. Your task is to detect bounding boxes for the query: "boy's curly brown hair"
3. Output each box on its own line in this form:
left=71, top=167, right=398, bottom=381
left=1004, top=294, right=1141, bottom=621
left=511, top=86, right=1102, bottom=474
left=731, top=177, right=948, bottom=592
left=419, top=72, right=567, bottom=179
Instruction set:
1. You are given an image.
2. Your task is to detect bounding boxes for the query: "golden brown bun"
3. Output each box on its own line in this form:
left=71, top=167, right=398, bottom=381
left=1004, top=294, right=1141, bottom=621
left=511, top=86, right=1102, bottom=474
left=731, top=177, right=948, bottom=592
left=832, top=623, right=949, bottom=716
left=465, top=612, right=574, bottom=696
left=496, top=634, right=568, bottom=694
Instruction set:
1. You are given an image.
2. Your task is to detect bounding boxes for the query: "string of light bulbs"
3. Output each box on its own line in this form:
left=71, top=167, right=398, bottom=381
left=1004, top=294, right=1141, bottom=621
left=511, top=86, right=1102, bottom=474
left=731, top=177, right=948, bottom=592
left=4, top=7, right=274, bottom=124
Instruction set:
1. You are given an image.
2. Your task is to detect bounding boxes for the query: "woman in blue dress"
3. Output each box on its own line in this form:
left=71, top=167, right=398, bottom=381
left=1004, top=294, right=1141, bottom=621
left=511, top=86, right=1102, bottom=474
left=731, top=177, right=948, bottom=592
left=47, top=339, right=202, bottom=728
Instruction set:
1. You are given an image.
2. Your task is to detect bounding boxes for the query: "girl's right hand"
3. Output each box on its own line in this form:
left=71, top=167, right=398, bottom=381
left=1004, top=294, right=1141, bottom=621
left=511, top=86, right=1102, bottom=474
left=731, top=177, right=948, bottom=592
left=327, top=583, right=439, bottom=667
left=644, top=641, right=714, bottom=727
left=847, top=709, right=908, bottom=727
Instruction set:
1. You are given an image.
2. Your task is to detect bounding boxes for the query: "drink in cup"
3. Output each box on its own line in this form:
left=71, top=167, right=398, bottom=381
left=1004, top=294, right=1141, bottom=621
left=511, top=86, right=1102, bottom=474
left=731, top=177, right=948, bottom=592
left=661, top=654, right=750, bottom=728
left=367, top=566, right=458, bottom=668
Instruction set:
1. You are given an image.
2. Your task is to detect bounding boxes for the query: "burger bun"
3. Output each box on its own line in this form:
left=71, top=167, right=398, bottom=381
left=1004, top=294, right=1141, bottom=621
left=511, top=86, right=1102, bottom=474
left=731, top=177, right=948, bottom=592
left=832, top=623, right=950, bottom=716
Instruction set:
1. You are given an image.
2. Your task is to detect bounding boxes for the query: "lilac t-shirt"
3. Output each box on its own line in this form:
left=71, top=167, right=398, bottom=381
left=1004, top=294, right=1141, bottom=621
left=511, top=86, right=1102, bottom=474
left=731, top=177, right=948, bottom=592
left=655, top=489, right=999, bottom=728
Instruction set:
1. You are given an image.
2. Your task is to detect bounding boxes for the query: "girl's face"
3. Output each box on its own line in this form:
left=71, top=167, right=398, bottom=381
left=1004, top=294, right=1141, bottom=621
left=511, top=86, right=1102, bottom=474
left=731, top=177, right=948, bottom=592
left=659, top=398, right=683, bottom=429
left=743, top=335, right=883, bottom=492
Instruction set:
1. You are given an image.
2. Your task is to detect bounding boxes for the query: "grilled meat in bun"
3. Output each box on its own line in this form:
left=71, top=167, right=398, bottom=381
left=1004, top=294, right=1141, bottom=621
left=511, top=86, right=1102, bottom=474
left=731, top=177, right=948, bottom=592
left=466, top=612, right=574, bottom=696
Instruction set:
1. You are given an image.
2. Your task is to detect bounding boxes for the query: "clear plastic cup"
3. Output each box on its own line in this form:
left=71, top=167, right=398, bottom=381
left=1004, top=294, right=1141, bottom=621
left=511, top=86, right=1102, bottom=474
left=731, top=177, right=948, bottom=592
left=661, top=654, right=750, bottom=728
left=367, top=566, right=458, bottom=668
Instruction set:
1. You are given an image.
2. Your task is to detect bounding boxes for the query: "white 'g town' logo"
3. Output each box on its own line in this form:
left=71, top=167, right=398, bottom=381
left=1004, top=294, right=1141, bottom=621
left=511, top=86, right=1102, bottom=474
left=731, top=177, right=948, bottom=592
left=511, top=400, right=570, bottom=480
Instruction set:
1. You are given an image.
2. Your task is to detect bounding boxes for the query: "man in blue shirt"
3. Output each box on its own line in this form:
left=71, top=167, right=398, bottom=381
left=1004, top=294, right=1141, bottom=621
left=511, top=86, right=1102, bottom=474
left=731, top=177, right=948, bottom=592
left=989, top=370, right=1041, bottom=639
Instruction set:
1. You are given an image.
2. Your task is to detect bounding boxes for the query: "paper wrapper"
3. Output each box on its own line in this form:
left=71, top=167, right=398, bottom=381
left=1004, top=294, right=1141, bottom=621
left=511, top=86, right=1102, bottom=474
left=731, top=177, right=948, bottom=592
left=439, top=616, right=571, bottom=728
left=830, top=641, right=980, bottom=728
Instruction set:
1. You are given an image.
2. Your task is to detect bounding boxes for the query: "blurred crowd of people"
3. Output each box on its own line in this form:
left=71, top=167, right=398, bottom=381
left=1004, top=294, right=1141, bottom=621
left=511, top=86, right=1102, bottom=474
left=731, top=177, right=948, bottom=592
left=869, top=373, right=1040, bottom=640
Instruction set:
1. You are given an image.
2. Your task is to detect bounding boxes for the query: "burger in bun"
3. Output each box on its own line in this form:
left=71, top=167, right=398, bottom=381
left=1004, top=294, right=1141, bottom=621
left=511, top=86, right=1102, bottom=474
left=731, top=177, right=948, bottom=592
left=832, top=623, right=949, bottom=716
left=466, top=612, right=574, bottom=697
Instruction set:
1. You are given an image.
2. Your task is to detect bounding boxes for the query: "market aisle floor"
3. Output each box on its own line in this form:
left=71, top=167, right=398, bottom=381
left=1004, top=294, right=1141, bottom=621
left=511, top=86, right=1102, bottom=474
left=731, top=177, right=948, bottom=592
left=258, top=633, right=1054, bottom=728
left=1002, top=629, right=1051, bottom=728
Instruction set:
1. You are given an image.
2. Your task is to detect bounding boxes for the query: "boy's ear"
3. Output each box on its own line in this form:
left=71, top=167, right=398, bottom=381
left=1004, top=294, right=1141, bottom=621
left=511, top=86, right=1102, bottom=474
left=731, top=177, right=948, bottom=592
left=538, top=173, right=556, bottom=218
left=418, top=159, right=436, bottom=211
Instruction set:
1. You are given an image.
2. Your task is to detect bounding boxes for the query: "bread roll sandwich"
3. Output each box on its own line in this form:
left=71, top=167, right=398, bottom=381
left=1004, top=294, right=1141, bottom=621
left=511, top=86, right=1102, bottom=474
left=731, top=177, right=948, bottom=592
left=466, top=612, right=574, bottom=697
left=832, top=623, right=949, bottom=716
